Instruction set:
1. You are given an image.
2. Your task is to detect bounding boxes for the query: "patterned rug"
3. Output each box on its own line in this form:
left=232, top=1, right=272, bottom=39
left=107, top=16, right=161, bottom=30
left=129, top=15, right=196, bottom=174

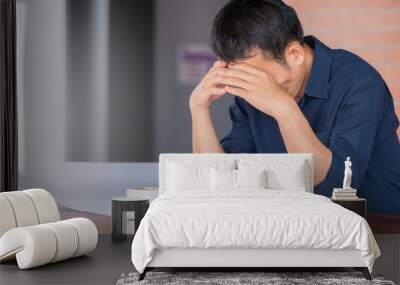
left=116, top=271, right=396, bottom=285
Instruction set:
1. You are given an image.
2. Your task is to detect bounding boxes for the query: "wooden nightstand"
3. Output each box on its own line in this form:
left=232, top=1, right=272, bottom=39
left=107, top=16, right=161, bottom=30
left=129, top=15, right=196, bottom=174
left=331, top=198, right=366, bottom=218
left=111, top=197, right=149, bottom=242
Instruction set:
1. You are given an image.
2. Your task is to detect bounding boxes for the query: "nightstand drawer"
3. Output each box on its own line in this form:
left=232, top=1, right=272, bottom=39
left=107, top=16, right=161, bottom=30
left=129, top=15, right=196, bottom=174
left=331, top=198, right=366, bottom=219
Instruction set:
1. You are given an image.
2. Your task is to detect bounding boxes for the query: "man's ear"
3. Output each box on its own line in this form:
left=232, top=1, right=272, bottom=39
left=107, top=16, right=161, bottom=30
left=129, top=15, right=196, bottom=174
left=285, top=41, right=305, bottom=66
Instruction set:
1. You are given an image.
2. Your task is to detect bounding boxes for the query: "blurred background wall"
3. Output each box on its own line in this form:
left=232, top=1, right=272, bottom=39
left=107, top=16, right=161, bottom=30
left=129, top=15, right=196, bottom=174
left=17, top=0, right=399, bottom=213
left=17, top=0, right=157, bottom=216
left=65, top=0, right=153, bottom=162
left=153, top=0, right=230, bottom=157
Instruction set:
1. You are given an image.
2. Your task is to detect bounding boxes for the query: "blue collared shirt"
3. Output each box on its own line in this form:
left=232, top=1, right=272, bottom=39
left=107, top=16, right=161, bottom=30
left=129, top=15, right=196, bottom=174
left=220, top=35, right=400, bottom=214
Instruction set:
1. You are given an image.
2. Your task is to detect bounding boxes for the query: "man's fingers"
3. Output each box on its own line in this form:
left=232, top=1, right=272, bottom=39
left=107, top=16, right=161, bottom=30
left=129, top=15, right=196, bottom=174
left=210, top=93, right=225, bottom=101
left=210, top=60, right=227, bottom=72
left=225, top=86, right=248, bottom=100
left=212, top=76, right=253, bottom=91
left=203, top=67, right=227, bottom=87
left=204, top=62, right=260, bottom=90
left=213, top=60, right=227, bottom=67
left=228, top=62, right=264, bottom=76
left=216, top=68, right=258, bottom=83
left=203, top=66, right=227, bottom=84
left=206, top=86, right=227, bottom=96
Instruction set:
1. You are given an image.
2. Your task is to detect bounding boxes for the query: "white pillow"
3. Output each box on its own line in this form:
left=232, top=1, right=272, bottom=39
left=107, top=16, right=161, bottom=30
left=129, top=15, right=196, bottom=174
left=267, top=165, right=307, bottom=192
left=238, top=159, right=308, bottom=192
left=211, top=168, right=236, bottom=190
left=167, top=162, right=209, bottom=191
left=237, top=169, right=267, bottom=189
left=166, top=160, right=235, bottom=191
left=211, top=168, right=267, bottom=190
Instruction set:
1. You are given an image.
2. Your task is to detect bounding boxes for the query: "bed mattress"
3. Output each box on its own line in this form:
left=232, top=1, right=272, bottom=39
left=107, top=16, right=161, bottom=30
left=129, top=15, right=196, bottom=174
left=131, top=190, right=380, bottom=273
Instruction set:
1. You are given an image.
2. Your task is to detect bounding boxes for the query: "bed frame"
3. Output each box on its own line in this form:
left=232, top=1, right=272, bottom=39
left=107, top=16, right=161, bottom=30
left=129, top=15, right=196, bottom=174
left=138, top=154, right=372, bottom=281
left=139, top=248, right=370, bottom=280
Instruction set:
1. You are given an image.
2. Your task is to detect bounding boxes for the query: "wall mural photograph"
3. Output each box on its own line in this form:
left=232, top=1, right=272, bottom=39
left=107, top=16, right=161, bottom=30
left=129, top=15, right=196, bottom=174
left=1, top=0, right=399, bottom=284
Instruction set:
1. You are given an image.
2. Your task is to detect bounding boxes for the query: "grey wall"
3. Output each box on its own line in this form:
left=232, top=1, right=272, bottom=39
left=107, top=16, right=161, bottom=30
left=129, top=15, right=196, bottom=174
left=66, top=0, right=153, bottom=162
left=17, top=0, right=233, bottom=213
left=108, top=0, right=153, bottom=162
left=17, top=0, right=67, bottom=187
left=152, top=0, right=231, bottom=159
left=17, top=0, right=157, bottom=215
left=66, top=0, right=109, bottom=162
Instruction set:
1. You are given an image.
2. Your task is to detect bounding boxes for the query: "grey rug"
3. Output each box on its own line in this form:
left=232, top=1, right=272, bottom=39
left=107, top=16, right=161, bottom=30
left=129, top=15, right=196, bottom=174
left=116, top=271, right=396, bottom=285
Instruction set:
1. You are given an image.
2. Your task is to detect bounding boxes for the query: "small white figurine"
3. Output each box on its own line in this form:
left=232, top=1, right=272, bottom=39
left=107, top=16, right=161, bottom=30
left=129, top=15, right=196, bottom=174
left=342, top=157, right=353, bottom=190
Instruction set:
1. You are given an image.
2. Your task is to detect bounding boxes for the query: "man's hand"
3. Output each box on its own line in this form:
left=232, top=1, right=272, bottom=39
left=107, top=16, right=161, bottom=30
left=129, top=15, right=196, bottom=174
left=215, top=62, right=331, bottom=184
left=214, top=62, right=294, bottom=119
left=190, top=61, right=228, bottom=153
left=189, top=61, right=228, bottom=114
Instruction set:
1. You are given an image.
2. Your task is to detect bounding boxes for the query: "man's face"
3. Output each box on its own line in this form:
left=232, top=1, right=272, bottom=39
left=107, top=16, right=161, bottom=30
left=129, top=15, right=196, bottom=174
left=232, top=45, right=308, bottom=101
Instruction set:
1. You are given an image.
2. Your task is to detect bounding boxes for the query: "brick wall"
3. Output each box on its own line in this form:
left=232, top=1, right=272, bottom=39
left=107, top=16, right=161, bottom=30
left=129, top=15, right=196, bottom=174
left=286, top=0, right=400, bottom=137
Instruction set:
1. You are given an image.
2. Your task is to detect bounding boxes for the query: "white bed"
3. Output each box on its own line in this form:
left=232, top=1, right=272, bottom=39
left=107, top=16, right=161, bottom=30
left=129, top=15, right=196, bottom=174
left=131, top=154, right=380, bottom=280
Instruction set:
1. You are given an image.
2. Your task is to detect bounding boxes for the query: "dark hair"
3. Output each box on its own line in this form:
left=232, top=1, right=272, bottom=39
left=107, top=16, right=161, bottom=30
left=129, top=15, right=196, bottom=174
left=211, top=0, right=304, bottom=63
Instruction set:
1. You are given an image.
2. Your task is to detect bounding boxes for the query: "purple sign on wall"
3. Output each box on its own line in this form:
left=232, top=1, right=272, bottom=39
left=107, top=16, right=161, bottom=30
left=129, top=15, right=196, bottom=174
left=178, top=44, right=217, bottom=85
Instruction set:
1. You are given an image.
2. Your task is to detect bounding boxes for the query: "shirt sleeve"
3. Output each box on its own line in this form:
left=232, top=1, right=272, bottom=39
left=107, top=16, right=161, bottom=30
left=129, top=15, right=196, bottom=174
left=314, top=79, right=385, bottom=196
left=220, top=97, right=256, bottom=153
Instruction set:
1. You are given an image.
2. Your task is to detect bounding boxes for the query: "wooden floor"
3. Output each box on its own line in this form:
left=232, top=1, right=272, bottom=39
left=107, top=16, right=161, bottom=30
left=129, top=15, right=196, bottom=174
left=0, top=235, right=133, bottom=285
left=1, top=207, right=120, bottom=284
left=60, top=206, right=112, bottom=234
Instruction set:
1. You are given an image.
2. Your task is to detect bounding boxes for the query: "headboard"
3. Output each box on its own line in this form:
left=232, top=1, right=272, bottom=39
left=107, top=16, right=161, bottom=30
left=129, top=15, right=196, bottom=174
left=159, top=153, right=314, bottom=195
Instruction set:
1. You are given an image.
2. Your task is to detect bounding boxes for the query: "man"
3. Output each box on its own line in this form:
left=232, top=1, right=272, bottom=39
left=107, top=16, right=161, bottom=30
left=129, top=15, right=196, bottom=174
left=189, top=0, right=400, bottom=214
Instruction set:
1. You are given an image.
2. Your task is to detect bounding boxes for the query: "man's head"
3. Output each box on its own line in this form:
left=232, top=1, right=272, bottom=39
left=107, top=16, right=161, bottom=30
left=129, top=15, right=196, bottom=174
left=211, top=0, right=310, bottom=99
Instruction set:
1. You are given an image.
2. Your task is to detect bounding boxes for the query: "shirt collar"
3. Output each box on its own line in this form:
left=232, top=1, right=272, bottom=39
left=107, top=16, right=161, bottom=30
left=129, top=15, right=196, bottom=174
left=304, top=35, right=333, bottom=99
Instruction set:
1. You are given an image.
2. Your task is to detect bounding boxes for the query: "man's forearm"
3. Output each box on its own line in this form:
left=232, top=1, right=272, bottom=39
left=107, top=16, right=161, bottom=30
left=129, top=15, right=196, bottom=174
left=276, top=99, right=332, bottom=185
left=191, top=109, right=224, bottom=153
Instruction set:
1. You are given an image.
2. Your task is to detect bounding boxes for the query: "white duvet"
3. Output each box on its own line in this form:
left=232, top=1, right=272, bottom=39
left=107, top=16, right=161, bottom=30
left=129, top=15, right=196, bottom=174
left=131, top=190, right=380, bottom=273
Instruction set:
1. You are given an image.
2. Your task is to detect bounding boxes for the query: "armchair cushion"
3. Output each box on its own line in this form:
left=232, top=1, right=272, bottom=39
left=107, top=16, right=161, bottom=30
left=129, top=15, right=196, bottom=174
left=0, top=189, right=98, bottom=269
left=0, top=218, right=98, bottom=269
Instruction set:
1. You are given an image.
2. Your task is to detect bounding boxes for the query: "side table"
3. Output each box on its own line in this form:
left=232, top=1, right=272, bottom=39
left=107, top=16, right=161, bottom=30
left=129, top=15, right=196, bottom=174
left=112, top=197, right=149, bottom=242
left=331, top=198, right=366, bottom=219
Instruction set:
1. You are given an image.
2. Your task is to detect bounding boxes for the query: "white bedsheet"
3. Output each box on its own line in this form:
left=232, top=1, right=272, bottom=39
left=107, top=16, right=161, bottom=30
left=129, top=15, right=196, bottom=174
left=131, top=190, right=380, bottom=273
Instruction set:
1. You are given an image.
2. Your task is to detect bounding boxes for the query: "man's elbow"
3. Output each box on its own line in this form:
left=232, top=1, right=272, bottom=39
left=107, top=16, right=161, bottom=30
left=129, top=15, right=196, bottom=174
left=313, top=149, right=333, bottom=186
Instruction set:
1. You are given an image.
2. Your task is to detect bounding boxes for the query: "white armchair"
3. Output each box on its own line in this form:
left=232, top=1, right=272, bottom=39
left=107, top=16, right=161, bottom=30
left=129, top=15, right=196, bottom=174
left=0, top=189, right=98, bottom=269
